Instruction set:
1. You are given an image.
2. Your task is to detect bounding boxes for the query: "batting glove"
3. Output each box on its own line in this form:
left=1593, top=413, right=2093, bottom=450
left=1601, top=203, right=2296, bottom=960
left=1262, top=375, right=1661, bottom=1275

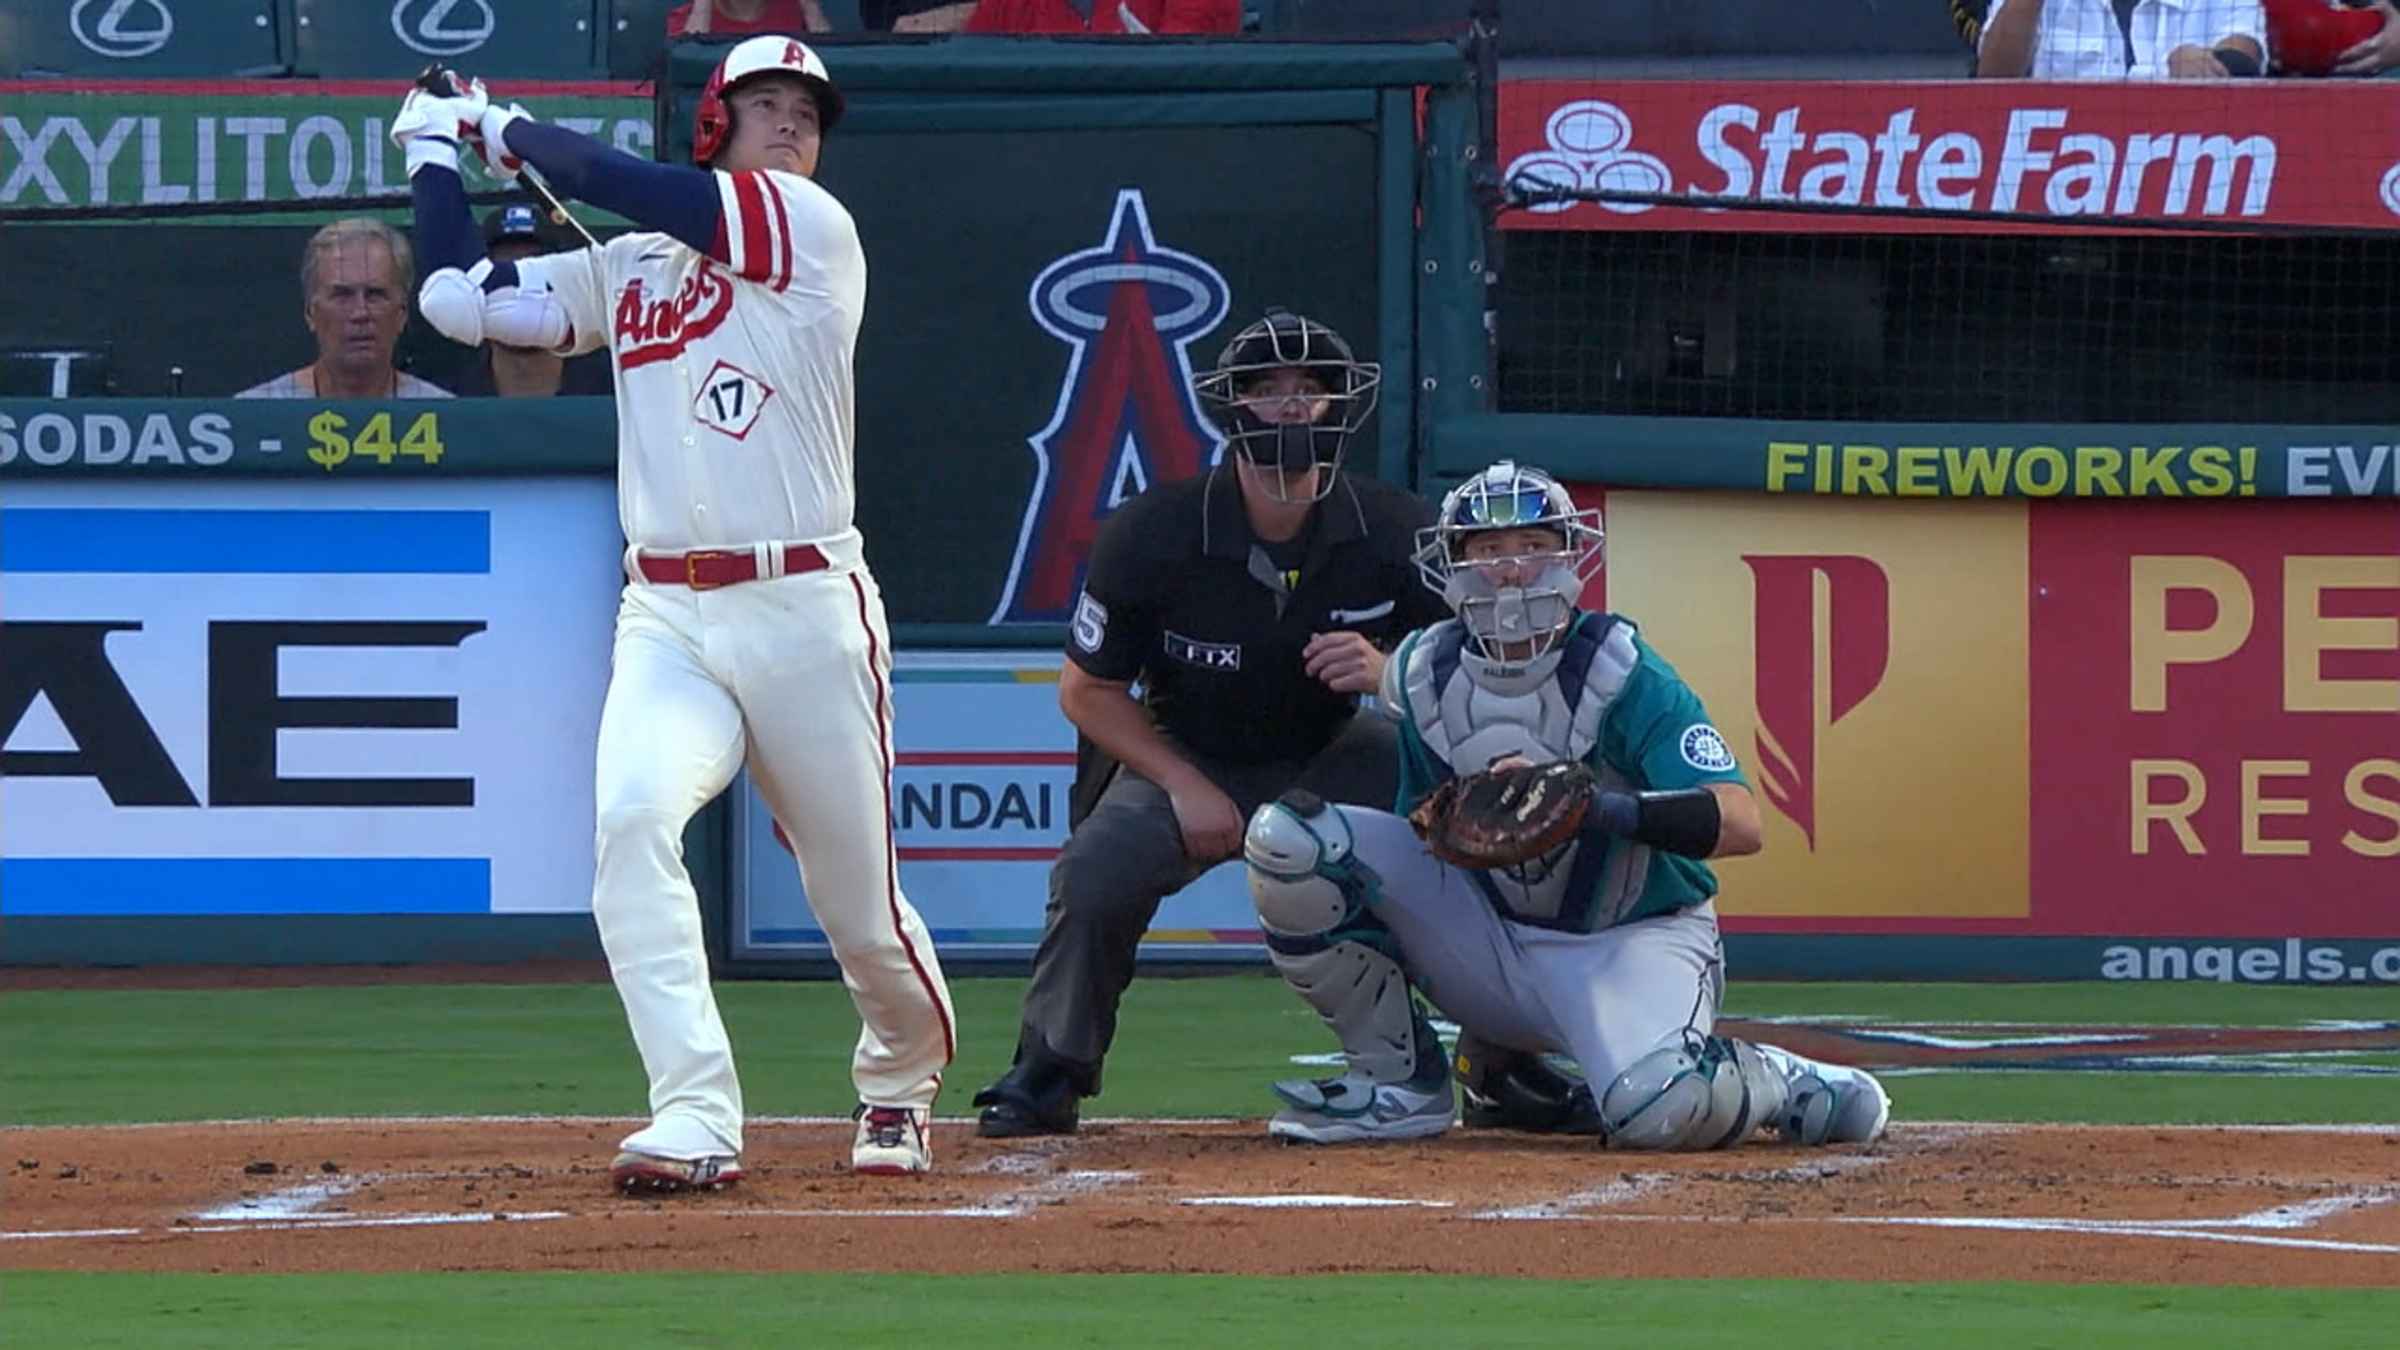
left=392, top=84, right=488, bottom=177
left=477, top=98, right=532, bottom=183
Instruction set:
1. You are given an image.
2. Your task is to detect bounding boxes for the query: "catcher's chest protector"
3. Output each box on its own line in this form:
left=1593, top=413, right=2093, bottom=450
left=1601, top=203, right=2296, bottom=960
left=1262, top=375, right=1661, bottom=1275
left=1399, top=617, right=1650, bottom=927
left=1400, top=617, right=1637, bottom=773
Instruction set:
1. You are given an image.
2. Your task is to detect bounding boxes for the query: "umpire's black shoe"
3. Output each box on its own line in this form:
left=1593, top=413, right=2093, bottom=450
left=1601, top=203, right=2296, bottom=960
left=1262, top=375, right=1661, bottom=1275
left=972, top=1067, right=1081, bottom=1138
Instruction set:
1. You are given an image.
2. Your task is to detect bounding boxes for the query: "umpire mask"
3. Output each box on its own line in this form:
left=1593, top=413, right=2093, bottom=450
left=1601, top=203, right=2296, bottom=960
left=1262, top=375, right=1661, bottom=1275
left=1194, top=308, right=1382, bottom=503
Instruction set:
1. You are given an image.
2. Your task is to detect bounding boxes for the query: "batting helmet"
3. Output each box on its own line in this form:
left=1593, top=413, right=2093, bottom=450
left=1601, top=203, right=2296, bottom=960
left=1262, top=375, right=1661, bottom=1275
left=691, top=35, right=844, bottom=167
left=1192, top=308, right=1381, bottom=502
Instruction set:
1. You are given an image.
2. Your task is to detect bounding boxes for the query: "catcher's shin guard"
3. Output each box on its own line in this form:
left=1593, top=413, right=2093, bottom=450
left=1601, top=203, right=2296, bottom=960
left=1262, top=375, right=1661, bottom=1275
left=1245, top=791, right=1436, bottom=1089
left=1597, top=1032, right=1790, bottom=1151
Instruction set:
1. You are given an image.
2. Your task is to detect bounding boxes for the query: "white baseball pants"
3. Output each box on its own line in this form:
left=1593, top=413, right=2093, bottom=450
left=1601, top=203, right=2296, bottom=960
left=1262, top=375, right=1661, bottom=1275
left=592, top=556, right=955, bottom=1161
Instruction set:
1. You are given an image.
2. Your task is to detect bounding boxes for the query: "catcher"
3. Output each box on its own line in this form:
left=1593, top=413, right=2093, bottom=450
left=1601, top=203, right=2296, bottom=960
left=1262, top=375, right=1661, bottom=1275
left=1241, top=460, right=1892, bottom=1148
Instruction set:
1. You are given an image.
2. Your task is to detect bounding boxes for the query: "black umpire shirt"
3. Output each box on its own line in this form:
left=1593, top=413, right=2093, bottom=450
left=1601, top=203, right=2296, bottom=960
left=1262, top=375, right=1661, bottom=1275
left=1067, top=463, right=1450, bottom=765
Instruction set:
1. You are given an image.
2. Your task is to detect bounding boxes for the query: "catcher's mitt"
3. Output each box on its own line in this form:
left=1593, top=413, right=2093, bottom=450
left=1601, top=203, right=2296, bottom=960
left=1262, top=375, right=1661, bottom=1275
left=1408, top=760, right=1596, bottom=869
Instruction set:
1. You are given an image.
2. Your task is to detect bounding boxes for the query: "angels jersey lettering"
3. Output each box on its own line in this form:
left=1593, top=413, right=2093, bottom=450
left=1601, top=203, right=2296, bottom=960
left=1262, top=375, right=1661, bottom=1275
left=518, top=168, right=865, bottom=552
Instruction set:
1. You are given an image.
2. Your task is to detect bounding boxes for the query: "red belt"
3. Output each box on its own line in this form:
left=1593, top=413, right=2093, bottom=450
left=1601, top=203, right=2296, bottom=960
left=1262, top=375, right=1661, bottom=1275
left=634, top=543, right=829, bottom=591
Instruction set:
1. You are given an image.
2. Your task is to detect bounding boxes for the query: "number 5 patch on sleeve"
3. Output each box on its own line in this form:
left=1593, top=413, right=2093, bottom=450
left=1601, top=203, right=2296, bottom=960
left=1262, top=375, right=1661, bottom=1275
left=1073, top=592, right=1108, bottom=652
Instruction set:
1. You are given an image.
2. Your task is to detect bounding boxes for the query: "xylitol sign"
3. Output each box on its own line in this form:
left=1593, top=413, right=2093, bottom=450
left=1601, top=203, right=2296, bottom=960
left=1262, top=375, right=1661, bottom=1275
left=1, top=87, right=650, bottom=215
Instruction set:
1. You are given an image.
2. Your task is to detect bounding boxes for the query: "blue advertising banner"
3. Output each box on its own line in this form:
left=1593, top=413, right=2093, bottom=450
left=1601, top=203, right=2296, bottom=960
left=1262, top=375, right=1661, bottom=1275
left=729, top=652, right=1260, bottom=962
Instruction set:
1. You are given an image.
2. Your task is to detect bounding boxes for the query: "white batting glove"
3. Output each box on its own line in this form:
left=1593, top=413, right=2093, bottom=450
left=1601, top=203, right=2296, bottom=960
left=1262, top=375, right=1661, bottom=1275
left=477, top=98, right=532, bottom=183
left=392, top=84, right=488, bottom=177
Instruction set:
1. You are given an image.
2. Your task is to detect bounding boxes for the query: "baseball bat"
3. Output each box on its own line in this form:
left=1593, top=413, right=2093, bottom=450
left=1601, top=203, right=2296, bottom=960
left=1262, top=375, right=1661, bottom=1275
left=415, top=64, right=600, bottom=250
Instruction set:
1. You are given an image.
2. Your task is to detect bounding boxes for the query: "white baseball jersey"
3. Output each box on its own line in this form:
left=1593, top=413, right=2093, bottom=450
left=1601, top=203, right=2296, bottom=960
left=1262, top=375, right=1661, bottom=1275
left=517, top=168, right=866, bottom=552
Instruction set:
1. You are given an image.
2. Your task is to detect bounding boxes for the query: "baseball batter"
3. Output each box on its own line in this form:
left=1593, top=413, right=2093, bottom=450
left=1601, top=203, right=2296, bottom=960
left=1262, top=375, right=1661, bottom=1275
left=395, top=37, right=956, bottom=1186
left=1242, top=461, right=1891, bottom=1148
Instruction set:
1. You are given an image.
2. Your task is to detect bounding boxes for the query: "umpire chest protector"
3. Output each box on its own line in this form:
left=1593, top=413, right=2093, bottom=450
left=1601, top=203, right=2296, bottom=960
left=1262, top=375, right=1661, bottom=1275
left=1392, top=614, right=1657, bottom=930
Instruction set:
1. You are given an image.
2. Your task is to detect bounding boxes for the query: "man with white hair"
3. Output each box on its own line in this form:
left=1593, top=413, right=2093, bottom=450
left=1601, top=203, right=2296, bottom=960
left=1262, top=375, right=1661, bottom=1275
left=239, top=218, right=452, bottom=399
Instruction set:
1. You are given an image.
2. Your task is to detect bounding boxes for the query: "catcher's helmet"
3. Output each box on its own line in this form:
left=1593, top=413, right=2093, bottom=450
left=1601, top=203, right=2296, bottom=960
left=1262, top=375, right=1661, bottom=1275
left=691, top=35, right=843, bottom=167
left=1192, top=308, right=1381, bottom=502
left=1414, top=461, right=1603, bottom=665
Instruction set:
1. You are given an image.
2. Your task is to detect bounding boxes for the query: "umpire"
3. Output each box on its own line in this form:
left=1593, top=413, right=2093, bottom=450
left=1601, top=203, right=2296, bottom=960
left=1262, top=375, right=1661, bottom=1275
left=973, top=308, right=1450, bottom=1137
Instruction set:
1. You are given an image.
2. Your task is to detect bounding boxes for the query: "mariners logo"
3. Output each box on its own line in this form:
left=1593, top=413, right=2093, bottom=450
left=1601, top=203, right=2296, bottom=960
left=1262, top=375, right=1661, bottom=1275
left=1679, top=724, right=1736, bottom=773
left=989, top=189, right=1229, bottom=624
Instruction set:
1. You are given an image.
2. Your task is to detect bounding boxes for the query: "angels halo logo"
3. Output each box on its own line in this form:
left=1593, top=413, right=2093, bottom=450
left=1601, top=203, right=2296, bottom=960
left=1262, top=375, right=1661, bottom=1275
left=989, top=189, right=1230, bottom=625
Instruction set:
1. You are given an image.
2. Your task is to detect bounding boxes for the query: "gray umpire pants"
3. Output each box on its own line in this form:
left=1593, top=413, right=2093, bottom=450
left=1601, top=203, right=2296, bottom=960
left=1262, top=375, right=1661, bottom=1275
left=1015, top=711, right=1402, bottom=1091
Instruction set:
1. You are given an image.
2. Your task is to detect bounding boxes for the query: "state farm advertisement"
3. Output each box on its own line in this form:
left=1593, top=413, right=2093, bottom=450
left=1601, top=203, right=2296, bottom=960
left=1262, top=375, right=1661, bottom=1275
left=2029, top=501, right=2400, bottom=937
left=1500, top=79, right=2400, bottom=232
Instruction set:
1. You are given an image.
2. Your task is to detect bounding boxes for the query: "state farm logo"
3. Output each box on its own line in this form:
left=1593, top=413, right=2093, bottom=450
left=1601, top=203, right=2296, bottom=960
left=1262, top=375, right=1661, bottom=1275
left=1515, top=98, right=2285, bottom=221
left=70, top=0, right=174, bottom=59
left=1744, top=555, right=1890, bottom=850
left=1506, top=100, right=1672, bottom=215
left=392, top=0, right=495, bottom=57
left=2379, top=161, right=2400, bottom=218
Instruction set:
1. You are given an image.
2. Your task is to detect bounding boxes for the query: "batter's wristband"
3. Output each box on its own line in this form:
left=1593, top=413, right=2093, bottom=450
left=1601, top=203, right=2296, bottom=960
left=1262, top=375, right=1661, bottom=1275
left=404, top=134, right=462, bottom=178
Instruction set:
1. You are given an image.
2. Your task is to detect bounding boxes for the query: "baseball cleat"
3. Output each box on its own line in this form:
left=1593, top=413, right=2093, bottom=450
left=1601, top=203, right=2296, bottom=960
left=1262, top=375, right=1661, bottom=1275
left=609, top=1150, right=744, bottom=1194
left=852, top=1103, right=932, bottom=1175
left=1776, top=1064, right=1892, bottom=1146
left=1267, top=1073, right=1454, bottom=1145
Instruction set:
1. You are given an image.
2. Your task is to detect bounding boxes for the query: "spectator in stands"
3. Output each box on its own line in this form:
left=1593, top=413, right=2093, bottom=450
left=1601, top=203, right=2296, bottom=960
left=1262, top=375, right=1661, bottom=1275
left=870, top=1, right=980, bottom=28
left=963, top=0, right=1241, bottom=33
left=453, top=204, right=615, bottom=398
left=2329, top=0, right=2400, bottom=70
left=1975, top=0, right=2266, bottom=77
left=2259, top=0, right=2400, bottom=74
left=239, top=218, right=451, bottom=400
left=668, top=0, right=830, bottom=36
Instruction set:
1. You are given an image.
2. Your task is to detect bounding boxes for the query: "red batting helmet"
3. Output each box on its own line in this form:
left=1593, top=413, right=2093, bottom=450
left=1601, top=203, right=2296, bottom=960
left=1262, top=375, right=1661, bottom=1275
left=691, top=35, right=844, bottom=167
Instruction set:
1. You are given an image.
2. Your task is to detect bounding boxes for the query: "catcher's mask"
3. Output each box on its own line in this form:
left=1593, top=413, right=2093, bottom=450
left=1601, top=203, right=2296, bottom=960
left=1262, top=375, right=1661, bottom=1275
left=1414, top=461, right=1603, bottom=665
left=692, top=35, right=844, bottom=168
left=1193, top=308, right=1381, bottom=503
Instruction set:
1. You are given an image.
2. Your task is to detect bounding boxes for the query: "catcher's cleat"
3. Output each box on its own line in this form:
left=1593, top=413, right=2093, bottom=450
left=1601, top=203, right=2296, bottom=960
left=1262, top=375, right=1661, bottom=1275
left=1773, top=1060, right=1891, bottom=1146
left=1456, top=1038, right=1606, bottom=1137
left=609, top=1150, right=744, bottom=1195
left=1268, top=1073, right=1454, bottom=1145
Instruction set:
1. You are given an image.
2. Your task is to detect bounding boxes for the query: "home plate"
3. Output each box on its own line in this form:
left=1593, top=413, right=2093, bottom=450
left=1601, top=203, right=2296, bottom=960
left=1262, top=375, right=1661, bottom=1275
left=1180, top=1195, right=1455, bottom=1209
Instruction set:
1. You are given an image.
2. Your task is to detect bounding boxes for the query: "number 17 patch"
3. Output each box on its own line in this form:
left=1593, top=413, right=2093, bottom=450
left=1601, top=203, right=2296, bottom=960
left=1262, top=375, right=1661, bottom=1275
left=692, top=359, right=776, bottom=440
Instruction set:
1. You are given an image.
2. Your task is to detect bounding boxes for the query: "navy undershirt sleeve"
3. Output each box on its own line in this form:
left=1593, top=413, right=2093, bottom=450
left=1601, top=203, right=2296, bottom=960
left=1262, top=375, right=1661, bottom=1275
left=502, top=120, right=721, bottom=257
left=408, top=158, right=484, bottom=276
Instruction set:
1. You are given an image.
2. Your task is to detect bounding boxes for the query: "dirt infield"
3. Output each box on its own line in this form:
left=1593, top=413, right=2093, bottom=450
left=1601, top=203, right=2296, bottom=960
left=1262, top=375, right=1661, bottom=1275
left=5, top=1119, right=2396, bottom=1285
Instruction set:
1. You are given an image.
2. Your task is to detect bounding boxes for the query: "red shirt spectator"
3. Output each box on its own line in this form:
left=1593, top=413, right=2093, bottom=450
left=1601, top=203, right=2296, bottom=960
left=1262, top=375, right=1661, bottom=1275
left=964, top=0, right=1241, bottom=34
left=668, top=0, right=828, bottom=36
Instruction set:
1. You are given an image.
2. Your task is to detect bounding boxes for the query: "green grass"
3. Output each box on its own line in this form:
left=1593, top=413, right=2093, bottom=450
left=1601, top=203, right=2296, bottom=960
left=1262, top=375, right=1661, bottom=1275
left=6, top=1273, right=2397, bottom=1349
left=1719, top=981, right=2400, bottom=1024
left=2, top=977, right=2394, bottom=1127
